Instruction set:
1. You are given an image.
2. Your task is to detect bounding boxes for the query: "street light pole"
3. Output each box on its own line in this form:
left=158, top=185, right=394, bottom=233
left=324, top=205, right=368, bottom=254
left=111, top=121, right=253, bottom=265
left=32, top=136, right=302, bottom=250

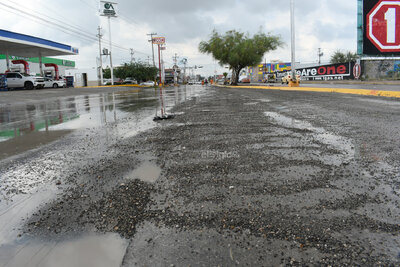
left=290, top=0, right=296, bottom=78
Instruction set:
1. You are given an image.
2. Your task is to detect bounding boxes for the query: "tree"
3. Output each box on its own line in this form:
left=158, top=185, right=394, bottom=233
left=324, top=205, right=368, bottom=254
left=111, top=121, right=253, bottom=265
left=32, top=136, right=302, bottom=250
left=103, top=67, right=111, bottom=79
left=199, top=30, right=282, bottom=85
left=113, top=62, right=158, bottom=82
left=331, top=50, right=358, bottom=64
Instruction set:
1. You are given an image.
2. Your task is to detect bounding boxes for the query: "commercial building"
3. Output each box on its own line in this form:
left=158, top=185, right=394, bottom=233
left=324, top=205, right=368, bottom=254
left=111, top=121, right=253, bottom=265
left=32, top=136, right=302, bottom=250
left=0, top=55, right=75, bottom=78
left=0, top=29, right=78, bottom=80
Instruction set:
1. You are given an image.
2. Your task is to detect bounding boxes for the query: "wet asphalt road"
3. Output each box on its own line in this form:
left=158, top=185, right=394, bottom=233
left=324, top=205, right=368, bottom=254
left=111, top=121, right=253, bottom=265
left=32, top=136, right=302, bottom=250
left=0, top=85, right=400, bottom=266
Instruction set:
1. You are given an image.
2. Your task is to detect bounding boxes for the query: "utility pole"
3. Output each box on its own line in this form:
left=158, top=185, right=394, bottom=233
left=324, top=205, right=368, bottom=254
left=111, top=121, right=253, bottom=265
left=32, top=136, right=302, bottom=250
left=318, top=48, right=324, bottom=65
left=173, top=53, right=178, bottom=85
left=130, top=48, right=135, bottom=64
left=97, top=26, right=104, bottom=85
left=182, top=58, right=187, bottom=84
left=147, top=33, right=157, bottom=67
left=107, top=17, right=114, bottom=85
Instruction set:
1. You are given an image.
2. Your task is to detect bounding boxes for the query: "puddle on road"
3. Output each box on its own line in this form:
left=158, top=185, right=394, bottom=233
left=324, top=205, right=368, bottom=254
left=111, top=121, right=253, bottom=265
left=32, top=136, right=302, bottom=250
left=265, top=112, right=355, bottom=165
left=0, top=233, right=128, bottom=267
left=0, top=130, right=72, bottom=160
left=125, top=161, right=161, bottom=183
left=0, top=86, right=206, bottom=160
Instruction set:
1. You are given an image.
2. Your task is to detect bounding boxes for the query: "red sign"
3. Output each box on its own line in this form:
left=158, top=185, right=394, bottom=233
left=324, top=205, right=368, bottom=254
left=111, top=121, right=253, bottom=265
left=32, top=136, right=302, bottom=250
left=353, top=63, right=361, bottom=79
left=152, top=37, right=165, bottom=45
left=367, top=0, right=400, bottom=52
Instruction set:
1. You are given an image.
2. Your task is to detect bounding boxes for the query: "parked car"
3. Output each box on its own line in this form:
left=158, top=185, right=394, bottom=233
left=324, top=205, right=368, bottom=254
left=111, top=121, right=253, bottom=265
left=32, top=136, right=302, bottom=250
left=43, top=77, right=65, bottom=88
left=123, top=77, right=138, bottom=84
left=6, top=72, right=45, bottom=90
left=140, top=81, right=155, bottom=86
left=239, top=77, right=250, bottom=83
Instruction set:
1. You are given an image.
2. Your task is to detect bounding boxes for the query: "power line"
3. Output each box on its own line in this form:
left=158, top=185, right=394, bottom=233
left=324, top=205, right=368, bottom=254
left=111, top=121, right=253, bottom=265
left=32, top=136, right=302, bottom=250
left=0, top=2, right=136, bottom=55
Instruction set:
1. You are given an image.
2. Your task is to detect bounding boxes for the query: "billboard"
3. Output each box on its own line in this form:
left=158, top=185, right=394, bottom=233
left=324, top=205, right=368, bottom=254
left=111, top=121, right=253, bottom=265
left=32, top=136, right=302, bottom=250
left=100, top=1, right=117, bottom=17
left=362, top=0, right=400, bottom=55
left=293, top=62, right=358, bottom=81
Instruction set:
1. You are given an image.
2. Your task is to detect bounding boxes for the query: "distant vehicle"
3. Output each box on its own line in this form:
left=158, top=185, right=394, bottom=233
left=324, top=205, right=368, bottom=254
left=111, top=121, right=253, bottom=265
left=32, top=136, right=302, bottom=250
left=43, top=77, right=65, bottom=88
left=103, top=79, right=112, bottom=85
left=123, top=77, right=138, bottom=84
left=5, top=72, right=45, bottom=90
left=140, top=81, right=155, bottom=86
left=217, top=79, right=225, bottom=85
left=239, top=77, right=250, bottom=83
left=281, top=73, right=301, bottom=84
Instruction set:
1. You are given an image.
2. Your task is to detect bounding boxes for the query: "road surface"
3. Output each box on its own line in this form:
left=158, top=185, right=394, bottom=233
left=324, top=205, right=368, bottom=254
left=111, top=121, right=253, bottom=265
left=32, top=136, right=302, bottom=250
left=0, top=84, right=399, bottom=266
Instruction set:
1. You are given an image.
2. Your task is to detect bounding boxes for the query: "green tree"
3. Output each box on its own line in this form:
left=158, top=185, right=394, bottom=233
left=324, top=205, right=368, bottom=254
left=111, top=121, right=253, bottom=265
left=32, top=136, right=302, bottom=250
left=199, top=30, right=282, bottom=85
left=223, top=72, right=228, bottom=84
left=114, top=62, right=158, bottom=82
left=330, top=50, right=358, bottom=64
left=103, top=67, right=111, bottom=79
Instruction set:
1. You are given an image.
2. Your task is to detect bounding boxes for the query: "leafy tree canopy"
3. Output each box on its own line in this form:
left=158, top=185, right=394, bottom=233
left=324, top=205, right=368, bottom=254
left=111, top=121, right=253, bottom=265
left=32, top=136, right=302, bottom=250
left=199, top=29, right=282, bottom=85
left=330, top=50, right=358, bottom=64
left=114, top=62, right=158, bottom=82
left=103, top=67, right=111, bottom=79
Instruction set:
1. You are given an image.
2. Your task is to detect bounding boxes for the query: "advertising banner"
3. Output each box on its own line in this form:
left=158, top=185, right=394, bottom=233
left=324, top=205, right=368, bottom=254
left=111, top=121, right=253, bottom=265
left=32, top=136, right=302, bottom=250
left=292, top=62, right=357, bottom=81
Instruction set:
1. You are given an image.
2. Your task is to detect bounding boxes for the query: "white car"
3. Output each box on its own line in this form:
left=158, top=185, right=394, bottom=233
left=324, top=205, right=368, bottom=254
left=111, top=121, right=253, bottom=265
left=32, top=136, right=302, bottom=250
left=5, top=72, right=45, bottom=90
left=43, top=77, right=65, bottom=88
left=140, top=81, right=155, bottom=86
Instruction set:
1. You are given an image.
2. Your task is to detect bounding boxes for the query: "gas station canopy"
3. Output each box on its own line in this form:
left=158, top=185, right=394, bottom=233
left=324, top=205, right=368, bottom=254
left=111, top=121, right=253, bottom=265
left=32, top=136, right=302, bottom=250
left=0, top=29, right=79, bottom=58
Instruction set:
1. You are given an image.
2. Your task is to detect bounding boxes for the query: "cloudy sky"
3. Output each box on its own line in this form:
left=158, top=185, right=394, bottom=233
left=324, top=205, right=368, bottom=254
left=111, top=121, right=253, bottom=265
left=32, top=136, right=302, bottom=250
left=0, top=0, right=357, bottom=76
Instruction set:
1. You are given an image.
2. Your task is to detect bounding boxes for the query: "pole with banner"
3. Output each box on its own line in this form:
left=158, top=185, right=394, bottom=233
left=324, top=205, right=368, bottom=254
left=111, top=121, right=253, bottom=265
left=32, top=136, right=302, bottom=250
left=100, top=1, right=117, bottom=85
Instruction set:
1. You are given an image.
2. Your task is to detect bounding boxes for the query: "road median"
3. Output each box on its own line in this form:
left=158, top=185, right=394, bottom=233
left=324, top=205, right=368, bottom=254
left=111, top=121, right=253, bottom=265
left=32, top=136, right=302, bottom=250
left=216, top=84, right=400, bottom=98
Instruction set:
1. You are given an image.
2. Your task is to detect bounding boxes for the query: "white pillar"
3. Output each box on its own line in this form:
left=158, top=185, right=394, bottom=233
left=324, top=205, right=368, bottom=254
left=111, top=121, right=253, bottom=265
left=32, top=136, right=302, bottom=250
left=290, top=0, right=296, bottom=77
left=5, top=51, right=10, bottom=71
left=39, top=52, right=43, bottom=76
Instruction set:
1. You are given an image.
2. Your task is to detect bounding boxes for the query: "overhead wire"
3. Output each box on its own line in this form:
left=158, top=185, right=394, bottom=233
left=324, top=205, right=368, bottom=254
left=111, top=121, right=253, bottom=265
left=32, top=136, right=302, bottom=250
left=0, top=0, right=169, bottom=65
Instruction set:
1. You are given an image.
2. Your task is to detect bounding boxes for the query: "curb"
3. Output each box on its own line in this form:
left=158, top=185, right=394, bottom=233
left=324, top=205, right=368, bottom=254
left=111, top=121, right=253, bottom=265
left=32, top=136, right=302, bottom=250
left=216, top=85, right=400, bottom=99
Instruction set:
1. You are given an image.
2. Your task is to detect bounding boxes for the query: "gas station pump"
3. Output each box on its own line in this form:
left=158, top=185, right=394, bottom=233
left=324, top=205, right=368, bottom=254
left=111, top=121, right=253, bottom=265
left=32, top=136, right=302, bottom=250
left=44, top=63, right=59, bottom=80
left=11, top=60, right=30, bottom=74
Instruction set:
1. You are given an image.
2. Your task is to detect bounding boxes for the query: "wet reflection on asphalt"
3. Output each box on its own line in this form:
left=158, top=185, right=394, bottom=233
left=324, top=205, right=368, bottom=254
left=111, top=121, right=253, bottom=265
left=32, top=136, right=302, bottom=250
left=0, top=86, right=200, bottom=160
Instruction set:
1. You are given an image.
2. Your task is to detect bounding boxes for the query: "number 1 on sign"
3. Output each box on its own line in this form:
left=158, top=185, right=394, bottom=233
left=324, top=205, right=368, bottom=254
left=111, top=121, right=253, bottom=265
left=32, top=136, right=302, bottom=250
left=385, top=8, right=396, bottom=43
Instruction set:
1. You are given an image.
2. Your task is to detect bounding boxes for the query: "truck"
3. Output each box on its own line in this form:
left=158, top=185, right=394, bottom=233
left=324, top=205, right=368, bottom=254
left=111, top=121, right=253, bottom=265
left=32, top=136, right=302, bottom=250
left=5, top=72, right=45, bottom=90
